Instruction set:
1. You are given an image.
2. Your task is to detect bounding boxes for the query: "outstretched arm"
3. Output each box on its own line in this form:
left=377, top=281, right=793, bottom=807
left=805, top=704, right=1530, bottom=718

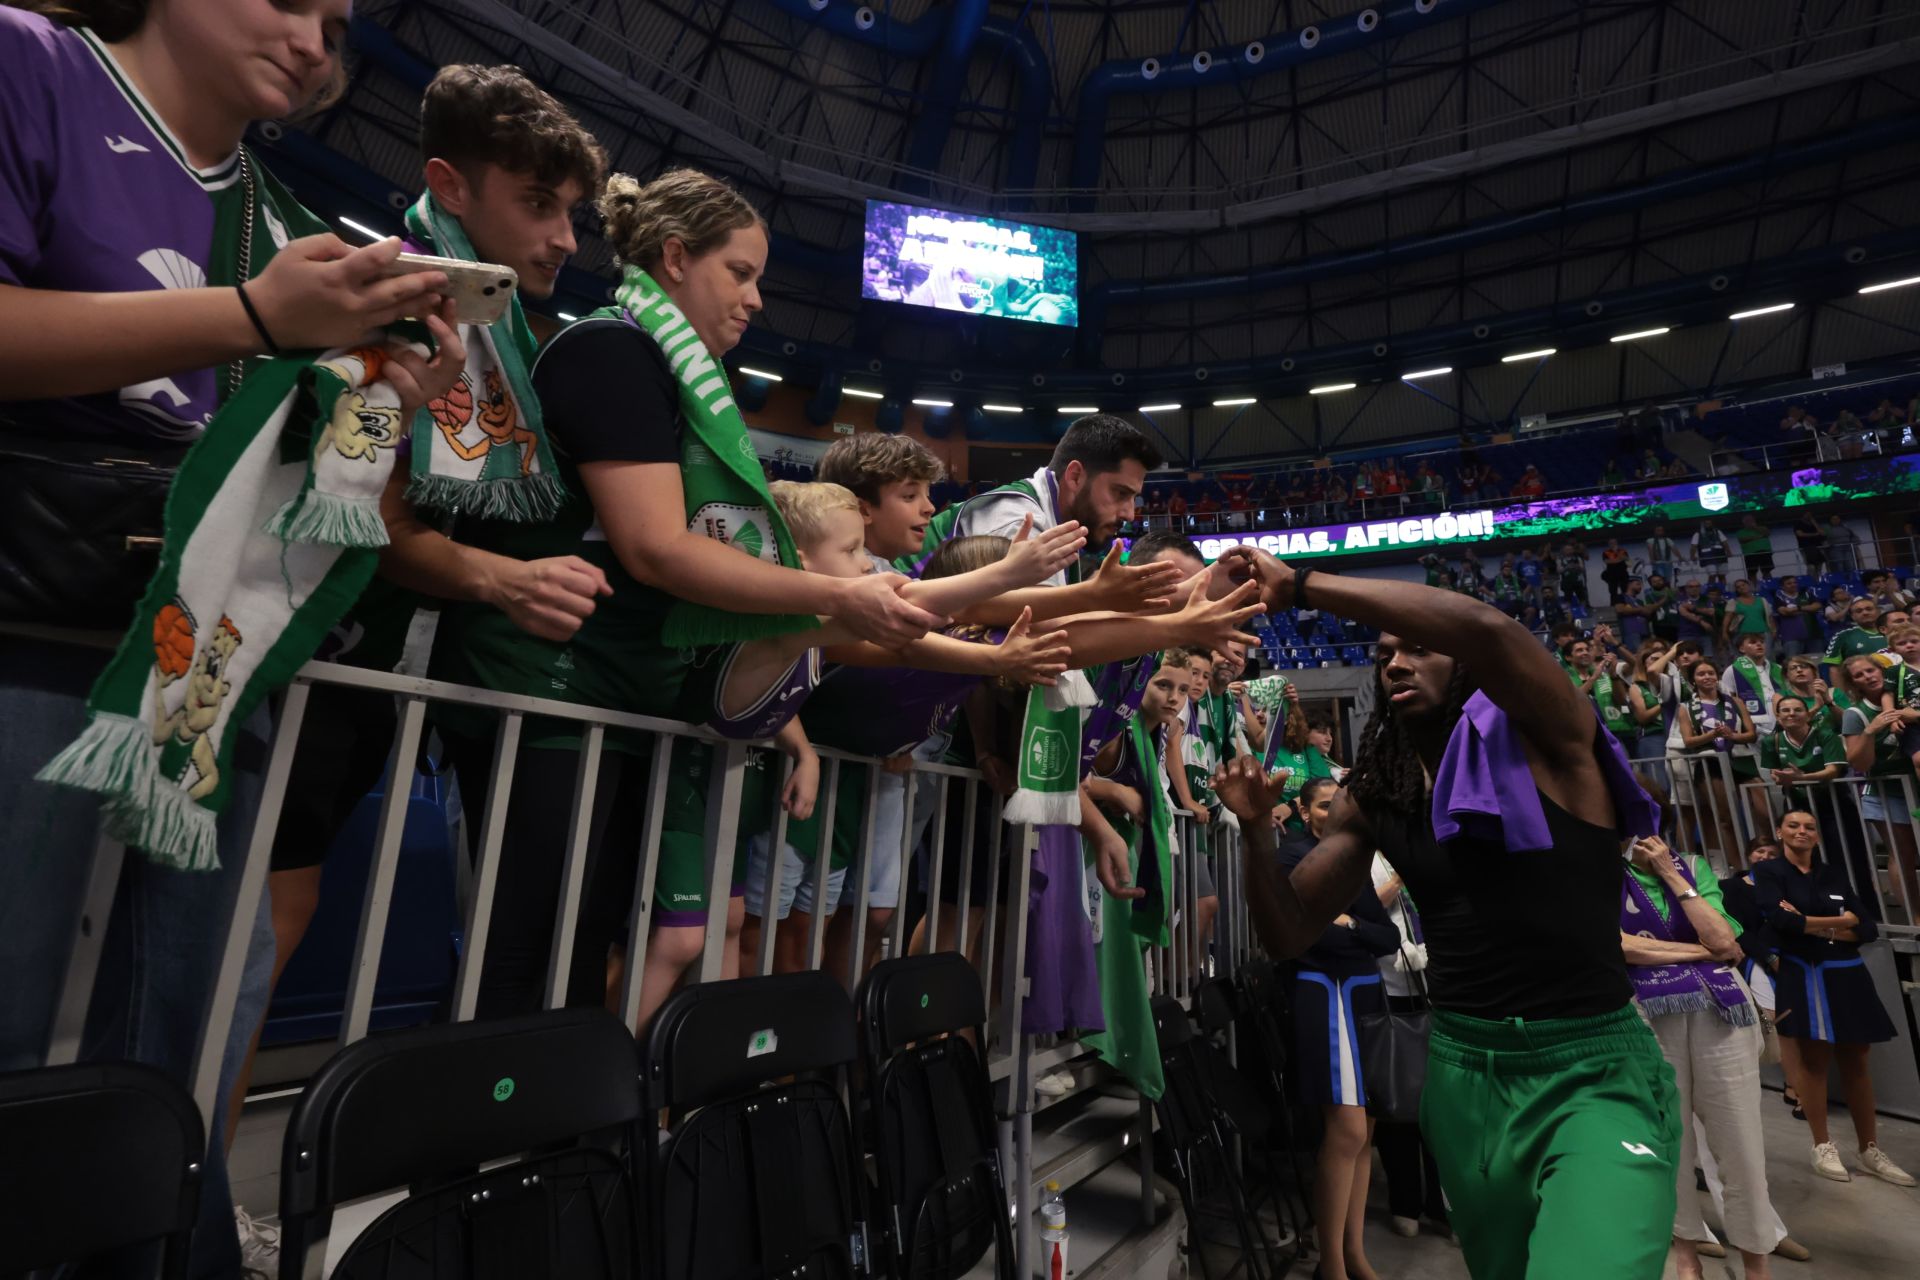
left=1051, top=576, right=1265, bottom=668
left=1213, top=756, right=1374, bottom=958
left=1227, top=548, right=1595, bottom=772
left=949, top=540, right=1186, bottom=625
left=900, top=515, right=1086, bottom=614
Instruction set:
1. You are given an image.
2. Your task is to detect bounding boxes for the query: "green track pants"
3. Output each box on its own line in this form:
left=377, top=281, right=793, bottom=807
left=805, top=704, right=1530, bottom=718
left=1420, top=1004, right=1682, bottom=1280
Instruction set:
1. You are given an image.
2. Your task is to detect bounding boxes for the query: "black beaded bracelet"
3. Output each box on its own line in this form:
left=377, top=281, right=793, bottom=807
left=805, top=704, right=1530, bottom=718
left=236, top=283, right=280, bottom=356
left=1294, top=566, right=1313, bottom=610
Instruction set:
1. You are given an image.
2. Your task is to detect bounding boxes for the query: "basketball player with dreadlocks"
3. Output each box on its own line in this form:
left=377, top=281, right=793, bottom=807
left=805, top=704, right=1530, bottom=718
left=1210, top=549, right=1680, bottom=1280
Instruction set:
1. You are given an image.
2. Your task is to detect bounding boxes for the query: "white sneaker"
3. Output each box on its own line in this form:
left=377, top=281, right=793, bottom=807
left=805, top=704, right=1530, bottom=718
left=1389, top=1214, right=1419, bottom=1237
left=235, top=1205, right=279, bottom=1268
left=1034, top=1070, right=1075, bottom=1098
left=1859, top=1143, right=1917, bottom=1187
left=1811, top=1141, right=1851, bottom=1182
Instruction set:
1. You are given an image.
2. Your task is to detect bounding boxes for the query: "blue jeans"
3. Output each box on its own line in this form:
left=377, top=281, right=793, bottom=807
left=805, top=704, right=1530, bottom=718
left=1, top=636, right=275, bottom=1278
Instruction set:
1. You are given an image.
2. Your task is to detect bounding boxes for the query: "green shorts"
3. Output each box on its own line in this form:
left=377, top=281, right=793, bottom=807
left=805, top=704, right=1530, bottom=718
left=1421, top=1005, right=1681, bottom=1280
left=651, top=738, right=775, bottom=926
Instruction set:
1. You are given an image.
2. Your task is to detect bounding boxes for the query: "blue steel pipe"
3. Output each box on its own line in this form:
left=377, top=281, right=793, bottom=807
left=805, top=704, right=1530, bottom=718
left=902, top=0, right=990, bottom=189
left=1068, top=0, right=1514, bottom=200
left=1077, top=109, right=1920, bottom=356
left=756, top=0, right=1047, bottom=194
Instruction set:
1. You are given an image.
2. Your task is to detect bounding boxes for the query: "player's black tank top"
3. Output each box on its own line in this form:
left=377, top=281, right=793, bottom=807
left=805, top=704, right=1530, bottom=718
left=1374, top=789, right=1631, bottom=1020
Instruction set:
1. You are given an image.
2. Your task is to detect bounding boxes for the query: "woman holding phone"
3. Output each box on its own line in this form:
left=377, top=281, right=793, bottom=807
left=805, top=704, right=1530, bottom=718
left=0, top=0, right=462, bottom=1269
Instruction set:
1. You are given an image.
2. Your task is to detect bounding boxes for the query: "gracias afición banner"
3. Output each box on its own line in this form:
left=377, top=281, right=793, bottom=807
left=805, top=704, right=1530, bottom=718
left=1190, top=452, right=1920, bottom=562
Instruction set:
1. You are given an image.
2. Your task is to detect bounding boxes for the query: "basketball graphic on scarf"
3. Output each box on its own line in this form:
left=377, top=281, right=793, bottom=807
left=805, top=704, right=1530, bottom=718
left=429, top=373, right=475, bottom=431
left=153, top=601, right=197, bottom=680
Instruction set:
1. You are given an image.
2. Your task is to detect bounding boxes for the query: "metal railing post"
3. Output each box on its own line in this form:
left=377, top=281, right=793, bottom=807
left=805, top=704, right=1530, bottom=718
left=190, top=680, right=311, bottom=1129
left=696, top=740, right=748, bottom=983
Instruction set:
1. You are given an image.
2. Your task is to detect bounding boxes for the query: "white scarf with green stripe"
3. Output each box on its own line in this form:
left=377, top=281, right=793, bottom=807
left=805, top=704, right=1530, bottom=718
left=38, top=346, right=420, bottom=869
left=400, top=193, right=566, bottom=522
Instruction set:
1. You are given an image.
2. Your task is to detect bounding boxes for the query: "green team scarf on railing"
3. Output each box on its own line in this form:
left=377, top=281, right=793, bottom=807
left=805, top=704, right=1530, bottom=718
left=38, top=346, right=414, bottom=868
left=1083, top=715, right=1175, bottom=1098
left=915, top=470, right=1094, bottom=825
left=609, top=265, right=816, bottom=646
left=400, top=192, right=565, bottom=523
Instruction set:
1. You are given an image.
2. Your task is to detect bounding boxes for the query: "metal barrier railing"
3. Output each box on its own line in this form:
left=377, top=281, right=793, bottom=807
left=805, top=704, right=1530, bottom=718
left=1655, top=748, right=1920, bottom=932
left=39, top=658, right=1268, bottom=1274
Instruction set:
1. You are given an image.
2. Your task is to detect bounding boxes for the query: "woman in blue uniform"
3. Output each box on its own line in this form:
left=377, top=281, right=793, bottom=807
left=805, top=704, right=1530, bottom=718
left=1755, top=809, right=1914, bottom=1187
left=1279, top=776, right=1401, bottom=1280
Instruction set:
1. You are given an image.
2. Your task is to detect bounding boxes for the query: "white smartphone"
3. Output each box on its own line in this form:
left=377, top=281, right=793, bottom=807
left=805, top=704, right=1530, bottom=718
left=379, top=252, right=520, bottom=325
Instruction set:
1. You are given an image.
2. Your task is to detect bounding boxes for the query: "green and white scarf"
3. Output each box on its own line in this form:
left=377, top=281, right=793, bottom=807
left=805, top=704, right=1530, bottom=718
left=608, top=266, right=815, bottom=646
left=39, top=346, right=417, bottom=868
left=913, top=468, right=1094, bottom=825
left=401, top=192, right=565, bottom=522
left=1083, top=716, right=1175, bottom=1098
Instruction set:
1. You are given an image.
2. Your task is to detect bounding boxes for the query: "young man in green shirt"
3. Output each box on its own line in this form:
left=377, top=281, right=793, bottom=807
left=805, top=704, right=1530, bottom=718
left=1824, top=595, right=1888, bottom=669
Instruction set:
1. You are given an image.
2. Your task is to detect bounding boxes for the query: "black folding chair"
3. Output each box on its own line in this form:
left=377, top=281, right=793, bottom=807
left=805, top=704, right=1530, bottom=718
left=857, top=954, right=1014, bottom=1280
left=0, top=1061, right=203, bottom=1278
left=278, top=1008, right=643, bottom=1279
left=1233, top=959, right=1315, bottom=1233
left=642, top=971, right=868, bottom=1280
left=1149, top=996, right=1277, bottom=1280
left=1190, top=978, right=1305, bottom=1260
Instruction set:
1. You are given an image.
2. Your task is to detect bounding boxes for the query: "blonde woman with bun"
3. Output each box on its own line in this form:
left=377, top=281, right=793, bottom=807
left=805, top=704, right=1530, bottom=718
left=429, top=167, right=945, bottom=1036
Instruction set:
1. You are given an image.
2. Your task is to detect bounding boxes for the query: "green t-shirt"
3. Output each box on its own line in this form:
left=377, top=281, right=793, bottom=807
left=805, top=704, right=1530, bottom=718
left=1839, top=703, right=1909, bottom=797
left=1729, top=596, right=1770, bottom=635
left=1736, top=526, right=1772, bottom=558
left=1625, top=854, right=1741, bottom=934
left=1759, top=725, right=1842, bottom=808
left=1265, top=743, right=1334, bottom=833
left=1824, top=625, right=1886, bottom=667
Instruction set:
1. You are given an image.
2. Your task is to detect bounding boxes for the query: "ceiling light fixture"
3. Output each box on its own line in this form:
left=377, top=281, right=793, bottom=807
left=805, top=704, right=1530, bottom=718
left=1139, top=402, right=1181, bottom=413
left=1057, top=405, right=1099, bottom=414
left=1859, top=275, right=1920, bottom=295
left=912, top=398, right=953, bottom=408
left=981, top=404, right=1023, bottom=413
left=738, top=367, right=783, bottom=381
left=1500, top=347, right=1557, bottom=363
left=1728, top=302, right=1794, bottom=320
left=338, top=216, right=384, bottom=241
left=1309, top=382, right=1357, bottom=395
left=1400, top=366, right=1452, bottom=382
left=1609, top=327, right=1670, bottom=343
left=1212, top=397, right=1257, bottom=406
left=842, top=388, right=884, bottom=400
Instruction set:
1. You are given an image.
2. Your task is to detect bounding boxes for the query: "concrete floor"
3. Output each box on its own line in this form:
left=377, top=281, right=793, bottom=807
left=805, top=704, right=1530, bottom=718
left=1350, top=1099, right=1919, bottom=1280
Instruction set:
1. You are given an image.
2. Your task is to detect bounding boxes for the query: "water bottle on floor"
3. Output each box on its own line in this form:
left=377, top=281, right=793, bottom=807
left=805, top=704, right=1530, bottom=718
left=1040, top=1180, right=1069, bottom=1278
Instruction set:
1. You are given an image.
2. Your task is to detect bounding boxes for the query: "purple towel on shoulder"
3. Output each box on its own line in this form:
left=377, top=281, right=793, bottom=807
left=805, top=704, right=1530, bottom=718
left=1431, top=690, right=1661, bottom=851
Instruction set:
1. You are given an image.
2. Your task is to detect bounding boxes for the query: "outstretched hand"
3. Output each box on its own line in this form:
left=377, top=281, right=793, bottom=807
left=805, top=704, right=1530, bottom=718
left=1001, top=514, right=1087, bottom=588
left=1210, top=755, right=1288, bottom=826
left=1215, top=545, right=1300, bottom=613
left=1172, top=573, right=1265, bottom=654
left=1085, top=541, right=1185, bottom=613
left=992, top=606, right=1072, bottom=686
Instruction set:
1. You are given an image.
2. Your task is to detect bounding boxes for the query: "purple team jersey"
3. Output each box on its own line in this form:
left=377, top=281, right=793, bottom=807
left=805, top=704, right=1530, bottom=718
left=0, top=9, right=311, bottom=440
